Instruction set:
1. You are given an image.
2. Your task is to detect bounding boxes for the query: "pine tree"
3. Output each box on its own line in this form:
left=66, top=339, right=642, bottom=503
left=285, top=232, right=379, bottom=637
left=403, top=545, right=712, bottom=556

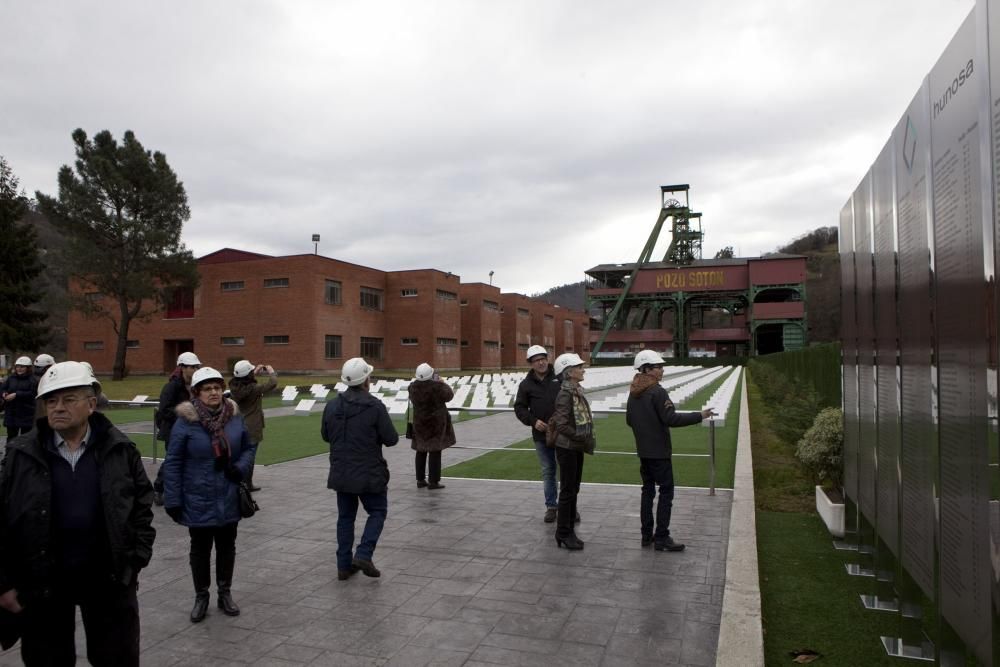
left=0, top=156, right=49, bottom=356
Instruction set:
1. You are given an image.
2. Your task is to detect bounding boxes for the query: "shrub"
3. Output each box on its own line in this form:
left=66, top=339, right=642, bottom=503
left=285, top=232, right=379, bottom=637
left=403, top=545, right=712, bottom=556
left=795, top=407, right=843, bottom=489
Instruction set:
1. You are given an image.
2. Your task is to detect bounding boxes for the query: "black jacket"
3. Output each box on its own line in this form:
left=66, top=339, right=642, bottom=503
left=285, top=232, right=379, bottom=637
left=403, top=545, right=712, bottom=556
left=0, top=413, right=156, bottom=606
left=625, top=373, right=702, bottom=459
left=155, top=374, right=190, bottom=442
left=321, top=387, right=399, bottom=495
left=1, top=373, right=37, bottom=429
left=514, top=367, right=562, bottom=438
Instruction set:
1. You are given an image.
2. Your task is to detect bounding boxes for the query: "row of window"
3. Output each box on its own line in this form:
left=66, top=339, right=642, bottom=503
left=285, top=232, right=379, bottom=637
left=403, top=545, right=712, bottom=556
left=221, top=278, right=290, bottom=291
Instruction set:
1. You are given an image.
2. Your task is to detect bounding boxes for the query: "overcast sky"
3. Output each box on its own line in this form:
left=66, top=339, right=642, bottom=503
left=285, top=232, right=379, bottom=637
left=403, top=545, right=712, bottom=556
left=1, top=0, right=974, bottom=294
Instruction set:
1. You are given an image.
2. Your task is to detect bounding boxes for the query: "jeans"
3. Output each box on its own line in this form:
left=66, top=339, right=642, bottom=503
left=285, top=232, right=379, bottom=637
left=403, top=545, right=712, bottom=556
left=639, top=457, right=675, bottom=541
left=554, top=448, right=584, bottom=539
left=414, top=450, right=441, bottom=483
left=336, top=491, right=388, bottom=570
left=533, top=435, right=558, bottom=508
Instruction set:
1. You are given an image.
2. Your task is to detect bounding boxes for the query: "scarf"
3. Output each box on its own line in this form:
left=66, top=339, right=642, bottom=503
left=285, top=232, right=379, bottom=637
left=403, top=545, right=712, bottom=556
left=192, top=398, right=234, bottom=469
left=564, top=380, right=593, bottom=440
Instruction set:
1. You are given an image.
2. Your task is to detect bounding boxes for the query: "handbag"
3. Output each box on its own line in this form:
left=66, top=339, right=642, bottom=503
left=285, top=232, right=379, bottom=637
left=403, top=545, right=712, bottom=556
left=404, top=402, right=414, bottom=439
left=237, top=481, right=259, bottom=518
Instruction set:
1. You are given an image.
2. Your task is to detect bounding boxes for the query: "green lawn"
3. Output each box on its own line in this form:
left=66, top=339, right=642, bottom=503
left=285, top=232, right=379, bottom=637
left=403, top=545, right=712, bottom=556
left=442, top=375, right=741, bottom=488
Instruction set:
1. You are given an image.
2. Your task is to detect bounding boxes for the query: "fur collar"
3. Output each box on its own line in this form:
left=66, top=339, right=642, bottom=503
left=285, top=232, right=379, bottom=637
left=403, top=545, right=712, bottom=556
left=175, top=398, right=240, bottom=423
left=629, top=372, right=660, bottom=397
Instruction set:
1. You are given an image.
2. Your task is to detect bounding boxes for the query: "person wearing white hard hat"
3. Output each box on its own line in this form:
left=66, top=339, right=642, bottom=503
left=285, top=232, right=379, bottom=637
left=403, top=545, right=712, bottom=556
left=32, top=353, right=55, bottom=377
left=321, top=357, right=399, bottom=580
left=0, top=361, right=155, bottom=665
left=151, top=351, right=202, bottom=505
left=1, top=356, right=37, bottom=440
left=547, top=353, right=595, bottom=550
left=228, top=360, right=278, bottom=491
left=513, top=344, right=563, bottom=522
left=408, top=363, right=455, bottom=489
left=626, top=350, right=716, bottom=552
left=161, top=367, right=256, bottom=624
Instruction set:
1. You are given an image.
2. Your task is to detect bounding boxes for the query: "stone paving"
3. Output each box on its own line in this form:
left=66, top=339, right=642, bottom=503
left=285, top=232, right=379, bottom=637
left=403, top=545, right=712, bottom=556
left=0, top=394, right=733, bottom=666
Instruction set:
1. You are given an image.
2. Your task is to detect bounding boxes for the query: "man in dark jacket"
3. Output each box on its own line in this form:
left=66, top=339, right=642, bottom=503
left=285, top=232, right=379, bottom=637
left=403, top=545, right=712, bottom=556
left=152, top=351, right=201, bottom=505
left=513, top=345, right=562, bottom=522
left=0, top=361, right=155, bottom=665
left=228, top=359, right=278, bottom=491
left=625, top=351, right=715, bottom=552
left=1, top=357, right=37, bottom=441
left=321, top=357, right=399, bottom=581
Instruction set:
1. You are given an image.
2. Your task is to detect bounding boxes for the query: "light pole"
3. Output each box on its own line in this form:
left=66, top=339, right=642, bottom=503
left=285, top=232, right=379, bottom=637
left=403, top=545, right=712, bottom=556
left=312, top=234, right=320, bottom=255
left=489, top=270, right=494, bottom=286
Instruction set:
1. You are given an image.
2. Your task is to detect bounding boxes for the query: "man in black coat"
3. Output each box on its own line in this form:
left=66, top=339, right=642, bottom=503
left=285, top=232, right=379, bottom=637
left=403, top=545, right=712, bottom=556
left=625, top=351, right=714, bottom=552
left=0, top=361, right=155, bottom=665
left=1, top=357, right=37, bottom=441
left=151, top=351, right=201, bottom=505
left=321, top=357, right=399, bottom=581
left=513, top=345, right=562, bottom=522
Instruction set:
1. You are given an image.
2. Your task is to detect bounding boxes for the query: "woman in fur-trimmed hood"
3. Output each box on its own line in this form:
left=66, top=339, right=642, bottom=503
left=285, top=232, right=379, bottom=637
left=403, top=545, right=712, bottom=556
left=408, top=363, right=456, bottom=489
left=161, top=367, right=256, bottom=624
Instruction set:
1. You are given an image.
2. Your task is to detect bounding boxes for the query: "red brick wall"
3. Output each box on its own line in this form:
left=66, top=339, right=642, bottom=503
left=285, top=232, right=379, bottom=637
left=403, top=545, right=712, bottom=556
left=385, top=270, right=462, bottom=371
left=459, top=283, right=502, bottom=369
left=500, top=293, right=534, bottom=368
left=530, top=301, right=557, bottom=357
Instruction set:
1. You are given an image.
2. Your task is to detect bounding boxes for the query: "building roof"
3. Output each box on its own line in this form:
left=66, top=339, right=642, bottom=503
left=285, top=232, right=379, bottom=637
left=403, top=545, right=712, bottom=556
left=585, top=253, right=805, bottom=275
left=199, top=248, right=274, bottom=264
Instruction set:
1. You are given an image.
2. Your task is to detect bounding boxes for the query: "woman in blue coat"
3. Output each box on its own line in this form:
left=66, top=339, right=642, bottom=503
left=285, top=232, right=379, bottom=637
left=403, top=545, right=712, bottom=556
left=162, top=367, right=256, bottom=624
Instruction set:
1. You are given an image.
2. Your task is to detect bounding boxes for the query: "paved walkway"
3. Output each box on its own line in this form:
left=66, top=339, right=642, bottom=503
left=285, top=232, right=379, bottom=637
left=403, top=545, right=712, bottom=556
left=0, top=391, right=735, bottom=666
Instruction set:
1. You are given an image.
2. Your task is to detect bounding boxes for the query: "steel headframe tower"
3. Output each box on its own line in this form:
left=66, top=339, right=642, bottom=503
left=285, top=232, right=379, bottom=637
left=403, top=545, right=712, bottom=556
left=590, top=185, right=703, bottom=358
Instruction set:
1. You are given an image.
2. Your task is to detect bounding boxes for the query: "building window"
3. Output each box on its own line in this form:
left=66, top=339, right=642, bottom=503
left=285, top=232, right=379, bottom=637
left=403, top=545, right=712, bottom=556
left=400, top=288, right=418, bottom=297
left=484, top=340, right=500, bottom=351
left=264, top=335, right=289, bottom=345
left=84, top=341, right=104, bottom=350
left=126, top=339, right=140, bottom=349
left=436, top=289, right=457, bottom=301
left=483, top=300, right=499, bottom=311
left=221, top=281, right=245, bottom=291
left=325, top=335, right=342, bottom=359
left=360, top=286, right=384, bottom=311
left=361, top=337, right=384, bottom=360
left=325, top=279, right=342, bottom=305
left=518, top=343, right=529, bottom=351
left=461, top=340, right=469, bottom=347
left=517, top=308, right=530, bottom=317
left=264, top=278, right=289, bottom=288
left=436, top=337, right=458, bottom=346
left=544, top=314, right=554, bottom=321
left=460, top=299, right=469, bottom=306
left=401, top=337, right=419, bottom=346
left=85, top=291, right=103, bottom=303
left=164, top=286, right=195, bottom=319
left=221, top=336, right=245, bottom=346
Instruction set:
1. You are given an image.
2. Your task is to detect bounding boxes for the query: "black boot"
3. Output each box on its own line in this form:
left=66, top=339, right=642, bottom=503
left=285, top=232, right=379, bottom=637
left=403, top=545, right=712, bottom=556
left=216, top=543, right=241, bottom=616
left=190, top=554, right=211, bottom=623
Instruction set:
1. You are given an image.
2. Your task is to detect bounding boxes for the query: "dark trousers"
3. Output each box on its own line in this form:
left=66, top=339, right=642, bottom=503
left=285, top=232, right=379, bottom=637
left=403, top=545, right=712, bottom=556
left=336, top=491, right=387, bottom=571
left=414, top=450, right=441, bottom=483
left=554, top=448, right=584, bottom=539
left=5, top=425, right=26, bottom=441
left=19, top=577, right=140, bottom=667
left=639, top=457, right=675, bottom=540
left=189, top=523, right=238, bottom=591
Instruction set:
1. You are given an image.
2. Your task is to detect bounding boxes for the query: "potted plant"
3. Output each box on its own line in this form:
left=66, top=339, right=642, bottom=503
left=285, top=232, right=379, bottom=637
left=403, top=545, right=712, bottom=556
left=795, top=407, right=844, bottom=537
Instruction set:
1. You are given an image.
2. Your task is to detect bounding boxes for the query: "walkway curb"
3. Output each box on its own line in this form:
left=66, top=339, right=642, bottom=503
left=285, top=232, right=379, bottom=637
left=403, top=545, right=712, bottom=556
left=715, top=378, right=764, bottom=665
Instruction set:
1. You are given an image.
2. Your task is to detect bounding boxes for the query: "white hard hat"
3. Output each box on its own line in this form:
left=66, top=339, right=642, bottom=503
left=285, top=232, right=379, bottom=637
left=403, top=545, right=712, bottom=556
left=37, top=361, right=101, bottom=399
left=177, top=352, right=202, bottom=367
left=415, top=363, right=434, bottom=381
left=553, top=353, right=585, bottom=376
left=526, top=345, right=547, bottom=362
left=233, top=360, right=255, bottom=378
left=80, top=361, right=94, bottom=375
left=633, top=350, right=666, bottom=370
left=341, top=357, right=374, bottom=387
left=14, top=356, right=32, bottom=366
left=34, top=353, right=55, bottom=368
left=191, top=367, right=224, bottom=389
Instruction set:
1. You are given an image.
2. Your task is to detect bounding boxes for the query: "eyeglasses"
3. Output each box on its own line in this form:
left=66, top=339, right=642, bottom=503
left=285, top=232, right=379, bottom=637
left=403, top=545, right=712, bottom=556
left=43, top=393, right=92, bottom=409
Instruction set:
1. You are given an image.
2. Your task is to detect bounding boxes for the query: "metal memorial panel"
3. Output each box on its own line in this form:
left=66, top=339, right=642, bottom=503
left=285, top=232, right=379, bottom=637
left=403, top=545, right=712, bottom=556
left=841, top=199, right=859, bottom=504
left=894, top=82, right=937, bottom=601
left=872, top=139, right=901, bottom=556
left=929, top=12, right=991, bottom=661
left=854, top=173, right=877, bottom=522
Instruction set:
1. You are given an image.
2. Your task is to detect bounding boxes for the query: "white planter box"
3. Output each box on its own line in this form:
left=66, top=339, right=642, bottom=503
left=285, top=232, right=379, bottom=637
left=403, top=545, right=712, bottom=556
left=815, top=485, right=845, bottom=538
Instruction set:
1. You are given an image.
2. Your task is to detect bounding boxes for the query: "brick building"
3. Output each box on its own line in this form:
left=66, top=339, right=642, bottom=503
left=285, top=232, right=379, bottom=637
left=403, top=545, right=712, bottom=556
left=68, top=248, right=589, bottom=374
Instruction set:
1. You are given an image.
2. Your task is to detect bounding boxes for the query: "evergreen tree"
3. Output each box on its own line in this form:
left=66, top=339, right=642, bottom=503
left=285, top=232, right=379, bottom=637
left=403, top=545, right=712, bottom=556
left=0, top=156, right=49, bottom=356
left=36, top=129, right=198, bottom=380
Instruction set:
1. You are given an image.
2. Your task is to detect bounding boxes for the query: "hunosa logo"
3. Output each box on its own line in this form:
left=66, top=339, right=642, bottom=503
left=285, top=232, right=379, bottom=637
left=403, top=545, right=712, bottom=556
left=933, top=59, right=974, bottom=119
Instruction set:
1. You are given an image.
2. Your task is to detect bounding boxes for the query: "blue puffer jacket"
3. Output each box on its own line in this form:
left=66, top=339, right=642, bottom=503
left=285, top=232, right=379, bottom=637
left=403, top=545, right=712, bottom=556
left=321, top=387, right=399, bottom=495
left=161, top=399, right=256, bottom=527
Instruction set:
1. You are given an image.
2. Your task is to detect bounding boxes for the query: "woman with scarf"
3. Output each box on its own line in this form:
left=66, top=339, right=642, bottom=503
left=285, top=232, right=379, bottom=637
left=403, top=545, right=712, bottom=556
left=547, top=353, right=595, bottom=551
left=162, top=367, right=256, bottom=623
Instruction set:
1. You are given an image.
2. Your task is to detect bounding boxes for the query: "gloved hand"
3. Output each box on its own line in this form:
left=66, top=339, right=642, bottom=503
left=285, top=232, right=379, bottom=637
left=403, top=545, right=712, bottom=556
left=224, top=466, right=244, bottom=483
left=165, top=506, right=183, bottom=523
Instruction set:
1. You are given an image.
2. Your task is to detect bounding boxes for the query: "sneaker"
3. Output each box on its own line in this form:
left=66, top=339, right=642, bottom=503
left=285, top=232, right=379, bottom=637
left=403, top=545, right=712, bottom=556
left=352, top=558, right=381, bottom=578
left=337, top=565, right=358, bottom=581
left=654, top=537, right=685, bottom=552
left=544, top=508, right=557, bottom=523
left=641, top=535, right=653, bottom=547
